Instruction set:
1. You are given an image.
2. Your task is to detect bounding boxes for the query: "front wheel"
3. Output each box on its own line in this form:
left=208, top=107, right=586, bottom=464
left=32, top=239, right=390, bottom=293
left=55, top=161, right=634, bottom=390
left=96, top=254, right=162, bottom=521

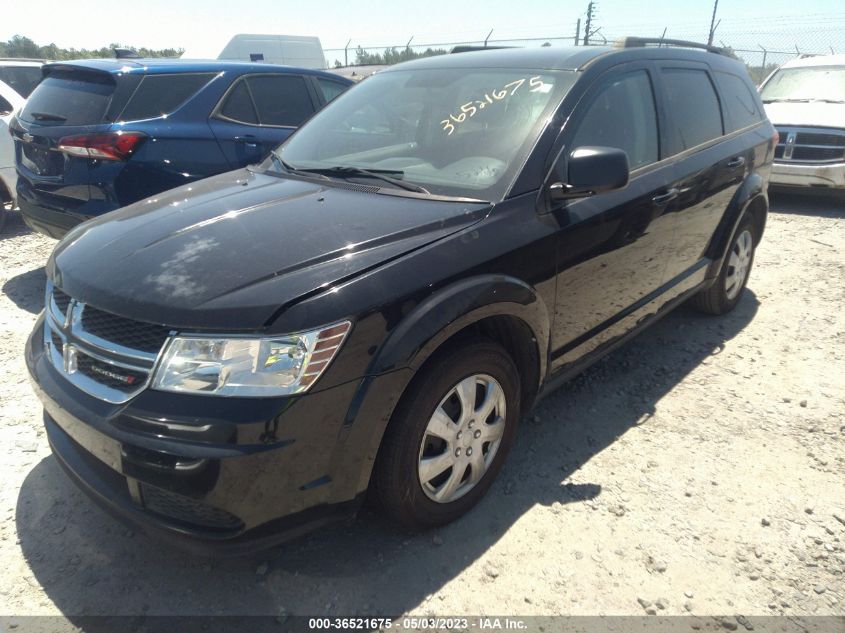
left=372, top=338, right=521, bottom=528
left=690, top=214, right=757, bottom=315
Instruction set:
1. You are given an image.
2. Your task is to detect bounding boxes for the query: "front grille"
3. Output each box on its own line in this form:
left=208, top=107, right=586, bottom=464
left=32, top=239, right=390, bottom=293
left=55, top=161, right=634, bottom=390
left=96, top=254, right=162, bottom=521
left=775, top=126, right=845, bottom=163
left=791, top=146, right=845, bottom=162
left=51, top=331, right=64, bottom=355
left=46, top=283, right=169, bottom=404
left=80, top=305, right=171, bottom=354
left=796, top=132, right=845, bottom=146
left=75, top=353, right=148, bottom=393
left=140, top=483, right=244, bottom=532
left=52, top=288, right=72, bottom=317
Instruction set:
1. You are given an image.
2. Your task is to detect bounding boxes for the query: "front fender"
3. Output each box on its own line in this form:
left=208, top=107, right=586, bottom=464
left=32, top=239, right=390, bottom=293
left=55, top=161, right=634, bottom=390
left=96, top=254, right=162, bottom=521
left=367, top=274, right=550, bottom=377
left=333, top=274, right=551, bottom=499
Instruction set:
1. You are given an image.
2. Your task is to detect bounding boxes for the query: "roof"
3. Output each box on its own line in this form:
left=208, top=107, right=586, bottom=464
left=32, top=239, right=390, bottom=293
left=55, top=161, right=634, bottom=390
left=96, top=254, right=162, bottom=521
left=42, top=58, right=348, bottom=81
left=383, top=44, right=744, bottom=73
left=390, top=47, right=613, bottom=72
left=781, top=53, right=845, bottom=68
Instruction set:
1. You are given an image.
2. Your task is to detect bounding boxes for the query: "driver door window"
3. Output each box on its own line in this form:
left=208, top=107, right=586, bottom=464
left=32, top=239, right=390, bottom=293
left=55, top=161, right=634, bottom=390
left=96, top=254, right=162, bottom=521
left=571, top=70, right=659, bottom=170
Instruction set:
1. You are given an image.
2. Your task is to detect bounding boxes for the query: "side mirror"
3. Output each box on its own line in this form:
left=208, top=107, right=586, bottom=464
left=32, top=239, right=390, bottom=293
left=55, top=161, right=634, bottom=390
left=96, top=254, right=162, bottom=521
left=549, top=146, right=630, bottom=201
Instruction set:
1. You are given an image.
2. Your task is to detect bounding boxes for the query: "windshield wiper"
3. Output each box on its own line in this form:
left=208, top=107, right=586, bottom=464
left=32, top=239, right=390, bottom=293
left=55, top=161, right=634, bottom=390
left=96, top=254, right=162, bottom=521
left=30, top=111, right=67, bottom=122
left=269, top=151, right=330, bottom=180
left=296, top=165, right=431, bottom=194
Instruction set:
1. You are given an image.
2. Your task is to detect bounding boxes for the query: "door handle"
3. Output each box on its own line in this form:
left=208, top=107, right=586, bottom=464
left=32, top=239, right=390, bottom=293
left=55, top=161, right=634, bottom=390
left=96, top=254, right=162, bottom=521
left=726, top=156, right=746, bottom=169
left=651, top=188, right=679, bottom=206
left=234, top=135, right=259, bottom=146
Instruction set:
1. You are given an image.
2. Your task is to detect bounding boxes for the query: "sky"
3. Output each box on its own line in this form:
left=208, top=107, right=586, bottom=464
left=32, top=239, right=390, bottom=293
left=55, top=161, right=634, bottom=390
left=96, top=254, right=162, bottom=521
left=4, top=0, right=845, bottom=62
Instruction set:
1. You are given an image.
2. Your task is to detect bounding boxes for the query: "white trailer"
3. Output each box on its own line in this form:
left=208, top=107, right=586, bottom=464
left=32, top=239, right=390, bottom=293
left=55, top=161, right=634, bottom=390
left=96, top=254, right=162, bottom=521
left=182, top=34, right=326, bottom=69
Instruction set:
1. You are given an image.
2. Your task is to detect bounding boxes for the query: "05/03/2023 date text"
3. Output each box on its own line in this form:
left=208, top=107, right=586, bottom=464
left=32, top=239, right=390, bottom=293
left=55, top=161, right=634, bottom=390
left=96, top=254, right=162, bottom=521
left=441, top=76, right=547, bottom=135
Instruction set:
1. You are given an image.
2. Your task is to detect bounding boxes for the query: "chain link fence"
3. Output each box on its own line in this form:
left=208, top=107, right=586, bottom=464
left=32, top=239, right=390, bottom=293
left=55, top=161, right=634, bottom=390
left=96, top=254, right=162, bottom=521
left=323, top=22, right=843, bottom=85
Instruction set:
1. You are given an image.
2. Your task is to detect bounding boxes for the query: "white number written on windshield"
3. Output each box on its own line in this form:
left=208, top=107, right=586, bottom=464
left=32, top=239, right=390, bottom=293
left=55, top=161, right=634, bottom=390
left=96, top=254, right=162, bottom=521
left=440, top=76, right=548, bottom=136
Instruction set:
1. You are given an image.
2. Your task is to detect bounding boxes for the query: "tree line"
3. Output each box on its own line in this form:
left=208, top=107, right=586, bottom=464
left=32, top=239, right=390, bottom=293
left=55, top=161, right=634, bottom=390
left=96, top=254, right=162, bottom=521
left=0, top=35, right=183, bottom=60
left=345, top=45, right=449, bottom=66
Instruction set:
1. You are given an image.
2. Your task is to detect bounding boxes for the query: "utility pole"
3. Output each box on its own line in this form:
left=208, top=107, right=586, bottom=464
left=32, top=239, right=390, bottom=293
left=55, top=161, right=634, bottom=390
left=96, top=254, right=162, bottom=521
left=574, top=18, right=581, bottom=46
left=583, top=1, right=595, bottom=46
left=707, top=0, right=719, bottom=46
left=344, top=38, right=351, bottom=66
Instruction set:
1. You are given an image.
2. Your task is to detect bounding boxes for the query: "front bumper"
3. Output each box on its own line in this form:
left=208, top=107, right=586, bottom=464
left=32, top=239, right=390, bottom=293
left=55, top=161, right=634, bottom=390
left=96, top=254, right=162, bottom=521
left=26, top=314, right=382, bottom=555
left=770, top=160, right=845, bottom=189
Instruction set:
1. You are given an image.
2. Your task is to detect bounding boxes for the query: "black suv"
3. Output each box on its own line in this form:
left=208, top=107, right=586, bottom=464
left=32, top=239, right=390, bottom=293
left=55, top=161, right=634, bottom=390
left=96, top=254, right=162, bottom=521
left=26, top=39, right=775, bottom=553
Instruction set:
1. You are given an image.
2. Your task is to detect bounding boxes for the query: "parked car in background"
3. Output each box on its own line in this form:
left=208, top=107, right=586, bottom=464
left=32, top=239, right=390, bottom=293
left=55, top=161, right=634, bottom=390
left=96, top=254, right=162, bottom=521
left=10, top=59, right=353, bottom=238
left=0, top=78, right=26, bottom=232
left=0, top=58, right=44, bottom=98
left=27, top=41, right=775, bottom=553
left=760, top=54, right=845, bottom=191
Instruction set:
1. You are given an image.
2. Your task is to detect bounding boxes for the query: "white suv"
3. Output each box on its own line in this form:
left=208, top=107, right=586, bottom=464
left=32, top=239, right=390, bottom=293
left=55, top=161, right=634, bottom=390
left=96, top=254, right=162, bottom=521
left=0, top=59, right=42, bottom=231
left=760, top=54, right=845, bottom=191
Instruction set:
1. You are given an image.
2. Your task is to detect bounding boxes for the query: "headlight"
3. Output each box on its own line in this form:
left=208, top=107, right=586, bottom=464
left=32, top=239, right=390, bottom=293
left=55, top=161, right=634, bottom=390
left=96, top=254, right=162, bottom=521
left=151, top=321, right=351, bottom=397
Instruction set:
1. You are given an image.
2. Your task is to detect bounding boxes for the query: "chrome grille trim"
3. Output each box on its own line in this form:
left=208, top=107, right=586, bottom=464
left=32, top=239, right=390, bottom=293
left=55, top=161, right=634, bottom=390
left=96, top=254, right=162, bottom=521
left=774, top=126, right=845, bottom=164
left=43, top=281, right=171, bottom=404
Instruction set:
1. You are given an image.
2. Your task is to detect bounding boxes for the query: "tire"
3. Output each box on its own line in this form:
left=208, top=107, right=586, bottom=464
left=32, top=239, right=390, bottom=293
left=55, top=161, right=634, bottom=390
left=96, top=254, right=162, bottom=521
left=690, top=213, right=758, bottom=315
left=372, top=338, right=521, bottom=528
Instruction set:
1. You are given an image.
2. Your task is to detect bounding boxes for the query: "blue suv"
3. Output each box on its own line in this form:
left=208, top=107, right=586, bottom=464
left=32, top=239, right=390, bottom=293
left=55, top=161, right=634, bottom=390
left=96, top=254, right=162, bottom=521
left=10, top=59, right=352, bottom=238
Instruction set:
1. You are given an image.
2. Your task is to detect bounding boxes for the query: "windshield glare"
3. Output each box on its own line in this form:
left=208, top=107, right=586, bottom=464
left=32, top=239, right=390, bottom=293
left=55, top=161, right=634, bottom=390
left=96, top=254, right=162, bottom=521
left=761, top=66, right=845, bottom=103
left=275, top=67, right=576, bottom=200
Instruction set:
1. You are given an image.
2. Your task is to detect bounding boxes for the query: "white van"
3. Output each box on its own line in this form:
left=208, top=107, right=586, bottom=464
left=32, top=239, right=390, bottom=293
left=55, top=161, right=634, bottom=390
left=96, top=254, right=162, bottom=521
left=182, top=34, right=326, bottom=69
left=760, top=54, right=845, bottom=191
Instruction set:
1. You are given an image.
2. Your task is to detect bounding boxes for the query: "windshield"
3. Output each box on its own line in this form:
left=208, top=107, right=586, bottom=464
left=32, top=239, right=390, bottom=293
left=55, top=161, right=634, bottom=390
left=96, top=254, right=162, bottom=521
left=761, top=66, right=845, bottom=103
left=274, top=67, right=577, bottom=200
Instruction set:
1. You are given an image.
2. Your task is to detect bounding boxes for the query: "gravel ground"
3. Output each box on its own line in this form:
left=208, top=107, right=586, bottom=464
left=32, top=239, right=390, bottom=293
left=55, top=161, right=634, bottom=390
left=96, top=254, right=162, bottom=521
left=0, top=193, right=843, bottom=621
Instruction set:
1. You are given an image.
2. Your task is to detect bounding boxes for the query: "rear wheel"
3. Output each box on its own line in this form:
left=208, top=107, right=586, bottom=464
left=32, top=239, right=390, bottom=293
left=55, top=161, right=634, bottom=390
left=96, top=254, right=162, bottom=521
left=690, top=213, right=757, bottom=315
left=372, top=338, right=520, bottom=528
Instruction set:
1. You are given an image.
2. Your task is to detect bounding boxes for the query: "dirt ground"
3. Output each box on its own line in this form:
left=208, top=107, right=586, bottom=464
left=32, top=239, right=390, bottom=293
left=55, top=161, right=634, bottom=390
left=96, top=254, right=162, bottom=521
left=0, top=193, right=842, bottom=622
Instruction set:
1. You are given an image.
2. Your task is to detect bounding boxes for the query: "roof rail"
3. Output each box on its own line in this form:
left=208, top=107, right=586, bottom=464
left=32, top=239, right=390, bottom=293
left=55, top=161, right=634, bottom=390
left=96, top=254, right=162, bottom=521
left=449, top=45, right=516, bottom=54
left=614, top=36, right=735, bottom=58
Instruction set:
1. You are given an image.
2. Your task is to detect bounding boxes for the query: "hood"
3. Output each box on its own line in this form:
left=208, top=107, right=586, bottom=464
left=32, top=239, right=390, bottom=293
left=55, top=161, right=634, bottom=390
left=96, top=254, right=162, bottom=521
left=763, top=101, right=845, bottom=129
left=49, top=169, right=490, bottom=330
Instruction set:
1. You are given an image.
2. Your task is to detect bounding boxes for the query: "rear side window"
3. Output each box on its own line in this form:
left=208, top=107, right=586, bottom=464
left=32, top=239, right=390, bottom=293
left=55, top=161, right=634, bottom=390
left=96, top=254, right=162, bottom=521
left=119, top=73, right=214, bottom=121
left=0, top=66, right=43, bottom=98
left=662, top=69, right=723, bottom=150
left=317, top=78, right=348, bottom=103
left=247, top=75, right=315, bottom=127
left=219, top=79, right=259, bottom=124
left=20, top=72, right=114, bottom=126
left=572, top=70, right=659, bottom=170
left=715, top=71, right=763, bottom=131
